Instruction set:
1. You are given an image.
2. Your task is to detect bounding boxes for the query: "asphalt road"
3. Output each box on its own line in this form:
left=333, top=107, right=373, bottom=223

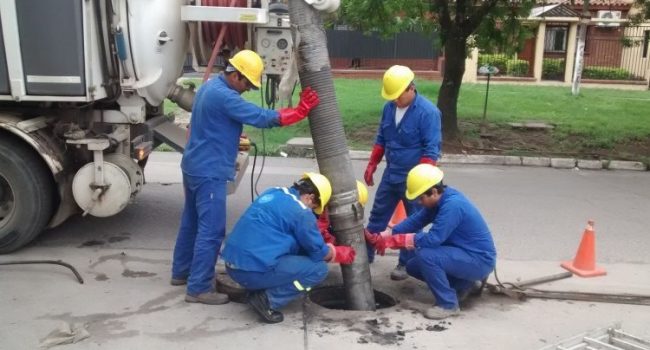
left=35, top=153, right=650, bottom=264
left=2, top=153, right=649, bottom=350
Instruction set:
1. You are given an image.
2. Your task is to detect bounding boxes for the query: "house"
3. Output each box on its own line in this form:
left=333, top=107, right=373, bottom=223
left=475, top=0, right=650, bottom=85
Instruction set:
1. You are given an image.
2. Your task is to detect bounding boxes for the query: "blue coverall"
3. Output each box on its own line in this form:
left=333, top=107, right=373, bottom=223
left=222, top=187, right=330, bottom=310
left=366, top=93, right=442, bottom=264
left=172, top=75, right=280, bottom=296
left=393, top=187, right=497, bottom=310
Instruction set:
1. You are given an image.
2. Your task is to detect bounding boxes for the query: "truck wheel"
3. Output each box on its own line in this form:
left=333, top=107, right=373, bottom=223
left=0, top=137, right=54, bottom=253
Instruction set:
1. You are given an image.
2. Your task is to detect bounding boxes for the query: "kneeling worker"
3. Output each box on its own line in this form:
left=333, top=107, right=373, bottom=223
left=221, top=173, right=356, bottom=323
left=370, top=164, right=496, bottom=319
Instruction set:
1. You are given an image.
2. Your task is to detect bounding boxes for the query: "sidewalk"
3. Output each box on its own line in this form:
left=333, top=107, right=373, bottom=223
left=282, top=138, right=649, bottom=171
left=1, top=245, right=649, bottom=349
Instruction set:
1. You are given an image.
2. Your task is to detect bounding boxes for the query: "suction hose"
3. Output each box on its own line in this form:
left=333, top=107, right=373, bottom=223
left=289, top=0, right=376, bottom=311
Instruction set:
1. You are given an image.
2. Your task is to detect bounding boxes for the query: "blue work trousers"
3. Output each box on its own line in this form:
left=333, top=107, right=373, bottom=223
left=366, top=176, right=419, bottom=265
left=172, top=174, right=227, bottom=295
left=227, top=255, right=328, bottom=309
left=405, top=246, right=494, bottom=309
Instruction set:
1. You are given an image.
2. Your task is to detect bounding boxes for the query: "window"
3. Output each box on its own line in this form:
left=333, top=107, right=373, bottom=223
left=545, top=26, right=568, bottom=53
left=643, top=30, right=649, bottom=59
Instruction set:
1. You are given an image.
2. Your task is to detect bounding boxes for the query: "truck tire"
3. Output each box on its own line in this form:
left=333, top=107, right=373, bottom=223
left=0, top=136, right=54, bottom=253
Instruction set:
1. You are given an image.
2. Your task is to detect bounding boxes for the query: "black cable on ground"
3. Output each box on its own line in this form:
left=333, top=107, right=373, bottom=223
left=0, top=260, right=84, bottom=284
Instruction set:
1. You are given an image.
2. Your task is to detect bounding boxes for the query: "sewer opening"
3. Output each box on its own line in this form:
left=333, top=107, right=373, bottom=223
left=309, top=285, right=397, bottom=310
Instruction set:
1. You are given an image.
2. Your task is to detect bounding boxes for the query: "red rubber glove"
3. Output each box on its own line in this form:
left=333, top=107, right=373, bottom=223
left=278, top=87, right=319, bottom=126
left=317, top=208, right=336, bottom=244
left=363, top=229, right=381, bottom=247
left=328, top=244, right=356, bottom=264
left=375, top=234, right=415, bottom=256
left=364, top=144, right=385, bottom=186
left=419, top=157, right=437, bottom=166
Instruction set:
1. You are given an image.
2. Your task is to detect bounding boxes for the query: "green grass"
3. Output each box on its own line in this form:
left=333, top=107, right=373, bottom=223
left=161, top=78, right=650, bottom=156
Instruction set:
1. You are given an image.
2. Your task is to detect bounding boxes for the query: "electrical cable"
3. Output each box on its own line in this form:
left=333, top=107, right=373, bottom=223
left=249, top=141, right=258, bottom=202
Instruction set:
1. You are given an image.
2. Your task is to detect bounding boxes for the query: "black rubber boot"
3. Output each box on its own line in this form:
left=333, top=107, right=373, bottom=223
left=248, top=291, right=284, bottom=324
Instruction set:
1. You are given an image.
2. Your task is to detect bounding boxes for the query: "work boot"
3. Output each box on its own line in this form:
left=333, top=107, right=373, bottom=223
left=390, top=264, right=409, bottom=281
left=424, top=306, right=460, bottom=320
left=457, top=278, right=488, bottom=304
left=185, top=291, right=230, bottom=305
left=170, top=277, right=187, bottom=286
left=248, top=291, right=284, bottom=324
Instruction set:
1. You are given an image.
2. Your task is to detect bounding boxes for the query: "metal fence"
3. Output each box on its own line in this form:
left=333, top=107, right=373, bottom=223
left=583, top=27, right=649, bottom=81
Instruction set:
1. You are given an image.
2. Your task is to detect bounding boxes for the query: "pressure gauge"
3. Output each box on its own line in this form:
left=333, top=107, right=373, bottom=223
left=277, top=38, right=288, bottom=50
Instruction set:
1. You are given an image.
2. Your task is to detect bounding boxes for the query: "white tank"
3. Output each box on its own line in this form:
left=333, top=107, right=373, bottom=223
left=118, top=0, right=189, bottom=106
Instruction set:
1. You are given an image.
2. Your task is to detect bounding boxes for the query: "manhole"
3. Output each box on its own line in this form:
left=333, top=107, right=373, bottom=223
left=309, top=285, right=397, bottom=310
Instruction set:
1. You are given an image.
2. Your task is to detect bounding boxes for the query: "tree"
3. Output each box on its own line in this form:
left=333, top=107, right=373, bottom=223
left=339, top=0, right=534, bottom=140
left=339, top=0, right=649, bottom=139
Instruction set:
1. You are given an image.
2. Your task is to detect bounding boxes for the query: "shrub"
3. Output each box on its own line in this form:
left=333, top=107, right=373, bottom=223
left=582, top=66, right=630, bottom=80
left=542, top=58, right=564, bottom=80
left=478, top=54, right=508, bottom=74
left=506, top=59, right=529, bottom=77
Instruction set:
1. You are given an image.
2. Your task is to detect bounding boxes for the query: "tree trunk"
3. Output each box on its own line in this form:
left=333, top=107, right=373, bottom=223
left=572, top=0, right=591, bottom=96
left=437, top=36, right=467, bottom=141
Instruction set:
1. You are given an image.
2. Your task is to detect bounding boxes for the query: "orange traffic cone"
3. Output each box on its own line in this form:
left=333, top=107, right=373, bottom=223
left=389, top=201, right=407, bottom=227
left=561, top=220, right=607, bottom=277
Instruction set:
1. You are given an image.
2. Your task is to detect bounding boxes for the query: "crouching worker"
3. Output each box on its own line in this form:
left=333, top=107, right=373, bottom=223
left=369, top=164, right=496, bottom=320
left=221, top=173, right=356, bottom=323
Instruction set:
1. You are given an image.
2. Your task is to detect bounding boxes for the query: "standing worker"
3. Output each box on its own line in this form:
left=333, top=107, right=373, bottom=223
left=364, top=65, right=442, bottom=280
left=370, top=164, right=496, bottom=320
left=222, top=173, right=356, bottom=323
left=171, top=50, right=320, bottom=305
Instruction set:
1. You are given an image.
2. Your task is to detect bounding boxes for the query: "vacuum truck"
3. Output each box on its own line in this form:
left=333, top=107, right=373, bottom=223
left=0, top=0, right=309, bottom=253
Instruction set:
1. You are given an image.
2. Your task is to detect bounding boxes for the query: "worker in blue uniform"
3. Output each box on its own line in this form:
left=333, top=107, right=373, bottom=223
left=364, top=65, right=442, bottom=280
left=171, top=50, right=320, bottom=305
left=368, top=164, right=496, bottom=319
left=222, top=173, right=356, bottom=323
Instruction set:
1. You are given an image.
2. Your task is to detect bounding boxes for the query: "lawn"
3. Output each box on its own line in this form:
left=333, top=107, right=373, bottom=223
left=163, top=78, right=650, bottom=160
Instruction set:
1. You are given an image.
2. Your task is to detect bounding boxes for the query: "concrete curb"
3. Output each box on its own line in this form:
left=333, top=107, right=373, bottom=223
left=285, top=138, right=649, bottom=171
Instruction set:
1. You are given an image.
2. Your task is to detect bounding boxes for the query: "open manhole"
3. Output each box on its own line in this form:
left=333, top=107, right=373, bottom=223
left=309, top=285, right=397, bottom=310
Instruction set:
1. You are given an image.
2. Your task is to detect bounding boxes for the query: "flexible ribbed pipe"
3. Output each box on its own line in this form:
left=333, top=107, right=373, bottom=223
left=289, top=0, right=376, bottom=311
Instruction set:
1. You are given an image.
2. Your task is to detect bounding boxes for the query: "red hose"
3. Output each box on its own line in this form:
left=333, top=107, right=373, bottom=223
left=201, top=0, right=249, bottom=81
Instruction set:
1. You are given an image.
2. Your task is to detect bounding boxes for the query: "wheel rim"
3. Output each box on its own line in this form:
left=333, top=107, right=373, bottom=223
left=0, top=174, right=15, bottom=228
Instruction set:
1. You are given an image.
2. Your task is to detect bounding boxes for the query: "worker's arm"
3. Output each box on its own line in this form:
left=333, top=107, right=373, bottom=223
left=294, top=211, right=331, bottom=262
left=414, top=201, right=463, bottom=248
left=223, top=94, right=281, bottom=128
left=392, top=207, right=434, bottom=234
left=317, top=208, right=336, bottom=244
left=419, top=105, right=442, bottom=164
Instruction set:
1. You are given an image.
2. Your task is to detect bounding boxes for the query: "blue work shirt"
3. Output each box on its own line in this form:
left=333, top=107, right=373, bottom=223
left=375, top=93, right=442, bottom=183
left=222, top=187, right=331, bottom=272
left=393, top=187, right=496, bottom=265
left=181, top=75, right=280, bottom=180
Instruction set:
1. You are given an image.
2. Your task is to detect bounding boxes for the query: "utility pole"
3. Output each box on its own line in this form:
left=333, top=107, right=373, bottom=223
left=572, top=0, right=591, bottom=95
left=288, top=0, right=376, bottom=310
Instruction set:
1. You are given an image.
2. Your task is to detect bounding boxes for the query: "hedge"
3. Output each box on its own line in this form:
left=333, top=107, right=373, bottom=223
left=582, top=66, right=631, bottom=80
left=478, top=54, right=530, bottom=77
left=506, top=59, right=529, bottom=77
left=542, top=58, right=564, bottom=80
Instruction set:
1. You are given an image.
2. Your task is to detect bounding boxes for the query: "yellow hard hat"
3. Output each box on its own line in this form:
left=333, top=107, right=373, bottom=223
left=302, top=172, right=332, bottom=215
left=356, top=180, right=368, bottom=206
left=228, top=50, right=263, bottom=88
left=381, top=65, right=415, bottom=100
left=405, top=164, right=444, bottom=200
